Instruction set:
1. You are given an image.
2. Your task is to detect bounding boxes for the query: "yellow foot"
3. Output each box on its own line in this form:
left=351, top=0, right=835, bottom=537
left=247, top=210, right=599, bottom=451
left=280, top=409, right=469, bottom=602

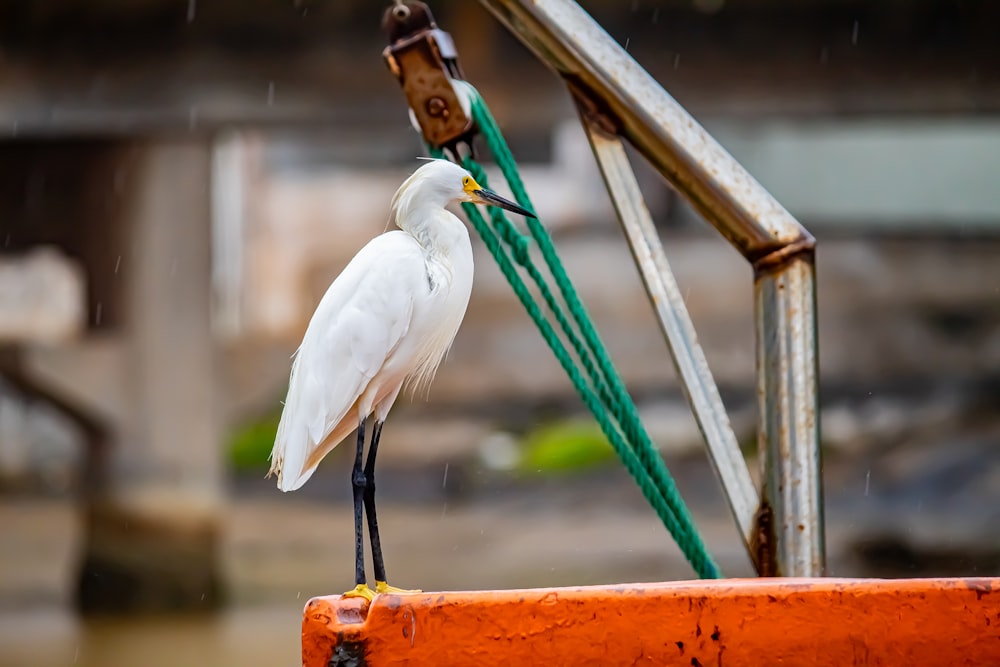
left=341, top=584, right=376, bottom=602
left=375, top=580, right=422, bottom=595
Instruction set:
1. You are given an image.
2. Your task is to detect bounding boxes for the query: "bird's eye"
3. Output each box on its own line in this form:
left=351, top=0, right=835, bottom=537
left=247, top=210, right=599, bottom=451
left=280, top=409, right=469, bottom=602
left=462, top=177, right=471, bottom=187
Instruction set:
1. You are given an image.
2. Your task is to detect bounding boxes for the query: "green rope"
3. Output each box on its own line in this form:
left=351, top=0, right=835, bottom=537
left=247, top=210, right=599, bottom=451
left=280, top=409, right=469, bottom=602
left=426, top=87, right=721, bottom=580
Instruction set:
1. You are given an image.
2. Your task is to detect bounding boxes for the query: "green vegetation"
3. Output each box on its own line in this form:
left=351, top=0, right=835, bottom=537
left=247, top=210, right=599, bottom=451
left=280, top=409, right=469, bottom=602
left=227, top=412, right=622, bottom=475
left=518, top=419, right=615, bottom=473
left=227, top=410, right=281, bottom=471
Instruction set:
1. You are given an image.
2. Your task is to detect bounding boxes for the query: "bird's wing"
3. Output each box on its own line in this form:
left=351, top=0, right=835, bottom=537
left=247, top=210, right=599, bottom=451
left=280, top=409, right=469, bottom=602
left=270, top=231, right=424, bottom=491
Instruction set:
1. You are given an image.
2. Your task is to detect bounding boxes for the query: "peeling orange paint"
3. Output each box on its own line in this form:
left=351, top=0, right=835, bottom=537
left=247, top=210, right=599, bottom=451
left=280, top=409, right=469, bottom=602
left=303, top=578, right=1000, bottom=666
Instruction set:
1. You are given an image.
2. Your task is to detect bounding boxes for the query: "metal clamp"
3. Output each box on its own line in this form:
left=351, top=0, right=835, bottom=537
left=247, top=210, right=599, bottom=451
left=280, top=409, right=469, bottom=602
left=382, top=1, right=477, bottom=158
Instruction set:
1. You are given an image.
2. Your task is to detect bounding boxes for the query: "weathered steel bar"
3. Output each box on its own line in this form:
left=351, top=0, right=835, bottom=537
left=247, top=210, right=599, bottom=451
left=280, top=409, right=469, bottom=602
left=580, top=116, right=760, bottom=569
left=755, top=255, right=825, bottom=576
left=479, top=0, right=824, bottom=576
left=477, top=0, right=813, bottom=260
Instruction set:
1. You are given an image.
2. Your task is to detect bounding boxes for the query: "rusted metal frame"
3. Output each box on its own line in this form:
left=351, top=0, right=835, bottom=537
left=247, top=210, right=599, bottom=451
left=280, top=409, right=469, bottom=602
left=754, top=253, right=825, bottom=576
left=578, top=113, right=761, bottom=571
left=478, top=0, right=825, bottom=576
left=477, top=0, right=810, bottom=259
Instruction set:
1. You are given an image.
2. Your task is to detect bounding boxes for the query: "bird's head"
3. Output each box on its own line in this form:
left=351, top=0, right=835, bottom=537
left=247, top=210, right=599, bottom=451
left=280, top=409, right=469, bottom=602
left=395, top=159, right=536, bottom=220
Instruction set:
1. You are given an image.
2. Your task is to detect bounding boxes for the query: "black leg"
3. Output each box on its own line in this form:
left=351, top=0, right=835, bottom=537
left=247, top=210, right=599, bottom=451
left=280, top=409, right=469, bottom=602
left=351, top=418, right=367, bottom=588
left=363, top=420, right=387, bottom=584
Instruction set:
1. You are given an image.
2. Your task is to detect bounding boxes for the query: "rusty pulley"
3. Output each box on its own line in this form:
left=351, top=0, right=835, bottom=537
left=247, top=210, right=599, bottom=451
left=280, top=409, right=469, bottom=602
left=381, top=1, right=477, bottom=158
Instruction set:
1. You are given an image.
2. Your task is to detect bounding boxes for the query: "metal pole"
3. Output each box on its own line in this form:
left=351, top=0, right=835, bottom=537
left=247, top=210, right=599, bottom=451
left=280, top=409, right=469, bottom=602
left=580, top=116, right=761, bottom=569
left=477, top=0, right=813, bottom=260
left=755, top=256, right=825, bottom=576
left=479, top=0, right=824, bottom=576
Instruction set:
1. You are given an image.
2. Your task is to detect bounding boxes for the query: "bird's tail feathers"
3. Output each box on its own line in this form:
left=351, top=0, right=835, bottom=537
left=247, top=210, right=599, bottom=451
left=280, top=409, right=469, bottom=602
left=270, top=389, right=317, bottom=492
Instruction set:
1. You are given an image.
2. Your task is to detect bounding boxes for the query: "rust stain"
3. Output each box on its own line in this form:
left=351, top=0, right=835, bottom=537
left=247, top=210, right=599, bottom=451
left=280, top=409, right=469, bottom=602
left=966, top=579, right=993, bottom=601
left=302, top=579, right=1000, bottom=666
left=751, top=499, right=779, bottom=577
left=565, top=74, right=621, bottom=136
left=380, top=1, right=476, bottom=156
left=751, top=240, right=815, bottom=277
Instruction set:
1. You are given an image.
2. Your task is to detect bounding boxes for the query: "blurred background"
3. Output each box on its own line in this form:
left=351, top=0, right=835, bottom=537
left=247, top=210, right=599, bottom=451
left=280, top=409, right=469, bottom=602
left=1, top=0, right=999, bottom=665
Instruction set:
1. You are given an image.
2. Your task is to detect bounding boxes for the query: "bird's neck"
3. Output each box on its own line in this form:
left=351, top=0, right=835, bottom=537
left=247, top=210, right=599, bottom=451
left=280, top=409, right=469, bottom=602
left=397, top=204, right=468, bottom=256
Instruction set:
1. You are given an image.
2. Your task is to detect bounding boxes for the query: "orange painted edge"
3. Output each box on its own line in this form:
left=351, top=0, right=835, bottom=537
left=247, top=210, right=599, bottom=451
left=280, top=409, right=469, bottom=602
left=303, top=578, right=1000, bottom=666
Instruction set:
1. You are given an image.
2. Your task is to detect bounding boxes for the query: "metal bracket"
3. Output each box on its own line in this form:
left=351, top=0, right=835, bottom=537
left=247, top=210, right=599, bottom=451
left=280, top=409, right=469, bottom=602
left=381, top=1, right=477, bottom=158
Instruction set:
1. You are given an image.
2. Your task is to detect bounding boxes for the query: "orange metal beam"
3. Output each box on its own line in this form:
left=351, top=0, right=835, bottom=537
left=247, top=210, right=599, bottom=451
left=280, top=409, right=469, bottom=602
left=303, top=578, right=1000, bottom=666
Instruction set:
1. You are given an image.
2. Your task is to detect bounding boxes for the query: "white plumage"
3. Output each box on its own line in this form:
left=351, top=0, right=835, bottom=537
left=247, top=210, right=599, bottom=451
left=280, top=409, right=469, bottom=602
left=268, top=159, right=532, bottom=491
left=267, top=158, right=533, bottom=597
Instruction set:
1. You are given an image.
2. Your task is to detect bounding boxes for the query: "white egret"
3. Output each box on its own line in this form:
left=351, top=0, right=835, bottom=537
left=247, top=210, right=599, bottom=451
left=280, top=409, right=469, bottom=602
left=268, top=159, right=534, bottom=601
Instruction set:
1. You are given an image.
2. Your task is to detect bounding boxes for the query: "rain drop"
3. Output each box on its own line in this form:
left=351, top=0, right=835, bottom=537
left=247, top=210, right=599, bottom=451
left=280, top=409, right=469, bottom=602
left=851, top=20, right=860, bottom=46
left=187, top=0, right=197, bottom=23
left=267, top=81, right=276, bottom=107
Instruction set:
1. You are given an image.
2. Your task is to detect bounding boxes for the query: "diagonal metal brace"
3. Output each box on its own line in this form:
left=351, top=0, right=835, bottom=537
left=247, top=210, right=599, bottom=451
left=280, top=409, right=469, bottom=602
left=578, top=107, right=761, bottom=572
